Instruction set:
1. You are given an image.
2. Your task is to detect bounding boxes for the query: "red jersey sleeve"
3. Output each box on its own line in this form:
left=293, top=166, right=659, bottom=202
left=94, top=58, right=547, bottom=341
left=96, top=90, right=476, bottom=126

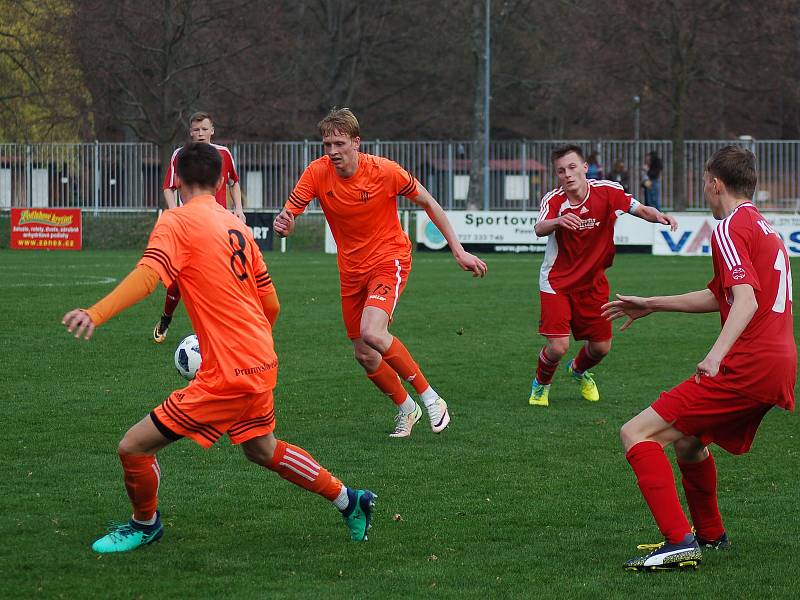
left=389, top=161, right=420, bottom=199
left=162, top=148, right=180, bottom=191
left=222, top=147, right=239, bottom=184
left=285, top=163, right=318, bottom=216
left=537, top=189, right=561, bottom=223
left=710, top=217, right=762, bottom=293
left=137, top=213, right=187, bottom=287
left=609, top=185, right=636, bottom=213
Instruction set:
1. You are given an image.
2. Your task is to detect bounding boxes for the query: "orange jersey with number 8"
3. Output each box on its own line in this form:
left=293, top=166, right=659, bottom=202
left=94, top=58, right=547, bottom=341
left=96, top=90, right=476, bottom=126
left=139, top=195, right=277, bottom=393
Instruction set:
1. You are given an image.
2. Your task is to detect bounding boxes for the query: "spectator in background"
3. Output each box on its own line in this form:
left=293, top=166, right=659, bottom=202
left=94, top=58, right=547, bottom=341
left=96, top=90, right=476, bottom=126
left=587, top=152, right=604, bottom=180
left=642, top=152, right=663, bottom=210
left=608, top=159, right=630, bottom=193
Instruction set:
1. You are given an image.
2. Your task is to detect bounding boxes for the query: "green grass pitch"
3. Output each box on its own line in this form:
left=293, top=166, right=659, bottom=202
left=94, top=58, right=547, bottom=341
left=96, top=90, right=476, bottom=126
left=1, top=250, right=798, bottom=599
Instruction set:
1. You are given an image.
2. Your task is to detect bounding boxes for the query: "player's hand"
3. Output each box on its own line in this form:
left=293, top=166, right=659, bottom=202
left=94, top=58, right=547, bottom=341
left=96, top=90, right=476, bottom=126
left=657, top=213, right=678, bottom=232
left=601, top=294, right=653, bottom=331
left=557, top=213, right=582, bottom=231
left=234, top=207, right=247, bottom=224
left=454, top=250, right=488, bottom=278
left=273, top=209, right=295, bottom=237
left=695, top=354, right=721, bottom=383
left=62, top=309, right=96, bottom=340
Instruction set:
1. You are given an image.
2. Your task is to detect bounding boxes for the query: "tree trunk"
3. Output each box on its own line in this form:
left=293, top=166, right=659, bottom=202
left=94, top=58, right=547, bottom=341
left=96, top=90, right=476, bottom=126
left=467, top=0, right=486, bottom=210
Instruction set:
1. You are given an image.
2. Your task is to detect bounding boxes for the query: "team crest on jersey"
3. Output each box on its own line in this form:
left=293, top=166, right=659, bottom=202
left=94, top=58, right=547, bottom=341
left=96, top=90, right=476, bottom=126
left=326, top=190, right=334, bottom=198
left=732, top=266, right=746, bottom=280
left=360, top=191, right=370, bottom=203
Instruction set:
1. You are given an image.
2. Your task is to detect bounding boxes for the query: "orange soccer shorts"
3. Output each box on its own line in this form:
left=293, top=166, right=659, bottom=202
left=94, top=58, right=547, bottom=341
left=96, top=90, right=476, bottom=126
left=150, top=381, right=276, bottom=449
left=340, top=257, right=411, bottom=339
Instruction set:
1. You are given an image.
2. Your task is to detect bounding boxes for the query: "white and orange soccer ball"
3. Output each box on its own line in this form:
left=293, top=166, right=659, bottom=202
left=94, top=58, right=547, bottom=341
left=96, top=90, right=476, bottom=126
left=175, top=334, right=201, bottom=380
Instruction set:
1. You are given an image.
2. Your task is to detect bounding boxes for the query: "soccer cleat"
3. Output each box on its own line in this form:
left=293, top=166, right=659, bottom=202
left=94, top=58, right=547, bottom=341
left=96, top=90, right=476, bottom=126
left=637, top=531, right=730, bottom=552
left=625, top=534, right=702, bottom=571
left=153, top=314, right=172, bottom=343
left=528, top=379, right=551, bottom=406
left=426, top=397, right=450, bottom=433
left=91, top=512, right=164, bottom=553
left=698, top=532, right=731, bottom=550
left=341, top=489, right=376, bottom=542
left=568, top=362, right=600, bottom=402
left=389, top=403, right=423, bottom=438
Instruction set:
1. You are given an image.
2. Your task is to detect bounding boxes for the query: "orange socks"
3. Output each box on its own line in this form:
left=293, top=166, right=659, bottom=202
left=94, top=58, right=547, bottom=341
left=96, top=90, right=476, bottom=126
left=382, top=337, right=429, bottom=394
left=366, top=360, right=409, bottom=406
left=266, top=440, right=343, bottom=501
left=119, top=452, right=161, bottom=522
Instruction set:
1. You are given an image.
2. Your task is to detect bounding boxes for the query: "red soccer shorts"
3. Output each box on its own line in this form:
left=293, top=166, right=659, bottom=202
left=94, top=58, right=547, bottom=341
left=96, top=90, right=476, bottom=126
left=151, top=382, right=276, bottom=449
left=340, top=257, right=411, bottom=339
left=652, top=376, right=773, bottom=455
left=538, top=279, right=612, bottom=341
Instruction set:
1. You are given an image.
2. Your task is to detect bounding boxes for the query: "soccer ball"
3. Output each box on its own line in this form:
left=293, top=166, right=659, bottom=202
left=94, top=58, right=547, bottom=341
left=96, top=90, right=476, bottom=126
left=175, top=334, right=201, bottom=380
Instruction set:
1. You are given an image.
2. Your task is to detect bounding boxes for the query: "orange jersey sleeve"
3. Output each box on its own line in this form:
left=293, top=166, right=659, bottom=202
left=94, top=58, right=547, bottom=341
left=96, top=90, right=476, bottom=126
left=390, top=161, right=420, bottom=199
left=85, top=265, right=160, bottom=326
left=285, top=162, right=320, bottom=215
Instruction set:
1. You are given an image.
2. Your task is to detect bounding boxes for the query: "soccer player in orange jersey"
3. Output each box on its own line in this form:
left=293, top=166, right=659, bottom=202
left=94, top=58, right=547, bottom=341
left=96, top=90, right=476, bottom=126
left=273, top=108, right=487, bottom=438
left=62, top=143, right=375, bottom=553
left=153, top=111, right=245, bottom=344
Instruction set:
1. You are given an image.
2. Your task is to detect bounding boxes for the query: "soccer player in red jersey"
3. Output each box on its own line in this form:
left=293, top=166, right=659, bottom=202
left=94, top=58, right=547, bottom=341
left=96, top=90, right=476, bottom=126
left=528, top=144, right=677, bottom=406
left=153, top=111, right=245, bottom=343
left=273, top=108, right=487, bottom=438
left=603, top=145, right=796, bottom=570
left=62, top=142, right=375, bottom=553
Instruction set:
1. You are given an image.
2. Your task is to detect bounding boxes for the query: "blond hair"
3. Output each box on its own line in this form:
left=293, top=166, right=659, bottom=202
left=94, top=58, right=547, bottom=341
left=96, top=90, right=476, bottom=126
left=318, top=107, right=360, bottom=138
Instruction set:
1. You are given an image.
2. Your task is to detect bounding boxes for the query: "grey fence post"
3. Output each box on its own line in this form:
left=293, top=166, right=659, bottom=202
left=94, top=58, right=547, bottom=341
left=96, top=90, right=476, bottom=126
left=447, top=141, right=453, bottom=210
left=521, top=140, right=528, bottom=211
left=93, top=140, right=100, bottom=216
left=25, top=144, right=32, bottom=208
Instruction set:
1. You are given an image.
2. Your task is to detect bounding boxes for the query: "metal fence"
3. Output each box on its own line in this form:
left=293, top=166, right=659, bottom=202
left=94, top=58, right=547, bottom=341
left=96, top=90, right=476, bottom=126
left=2, top=140, right=799, bottom=213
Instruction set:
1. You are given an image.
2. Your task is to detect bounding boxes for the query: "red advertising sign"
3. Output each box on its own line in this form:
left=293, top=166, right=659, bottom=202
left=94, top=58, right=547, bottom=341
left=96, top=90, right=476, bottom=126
left=10, top=208, right=82, bottom=250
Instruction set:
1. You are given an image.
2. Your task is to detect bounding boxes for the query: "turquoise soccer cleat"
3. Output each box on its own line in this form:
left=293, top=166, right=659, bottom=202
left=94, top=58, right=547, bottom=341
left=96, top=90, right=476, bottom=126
left=92, top=512, right=164, bottom=553
left=341, top=489, right=376, bottom=542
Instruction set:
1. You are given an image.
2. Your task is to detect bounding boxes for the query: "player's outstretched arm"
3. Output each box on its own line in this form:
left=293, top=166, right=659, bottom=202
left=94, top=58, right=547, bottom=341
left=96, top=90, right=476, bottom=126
left=61, top=265, right=161, bottom=340
left=695, top=284, right=757, bottom=382
left=273, top=209, right=296, bottom=238
left=632, top=204, right=678, bottom=231
left=410, top=183, right=487, bottom=277
left=602, top=289, right=720, bottom=331
left=163, top=188, right=178, bottom=210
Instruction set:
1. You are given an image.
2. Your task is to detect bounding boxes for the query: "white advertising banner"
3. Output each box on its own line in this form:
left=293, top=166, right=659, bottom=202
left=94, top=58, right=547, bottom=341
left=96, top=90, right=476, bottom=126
left=416, top=210, right=656, bottom=252
left=653, top=212, right=800, bottom=257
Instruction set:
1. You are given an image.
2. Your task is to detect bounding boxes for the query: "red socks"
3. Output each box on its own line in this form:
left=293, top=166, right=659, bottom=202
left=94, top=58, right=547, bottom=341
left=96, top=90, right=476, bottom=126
left=626, top=441, right=692, bottom=544
left=266, top=440, right=343, bottom=501
left=382, top=337, right=429, bottom=393
left=163, top=282, right=181, bottom=317
left=535, top=347, right=560, bottom=384
left=678, top=452, right=725, bottom=541
left=119, top=452, right=161, bottom=522
left=572, top=344, right=603, bottom=374
left=366, top=360, right=409, bottom=406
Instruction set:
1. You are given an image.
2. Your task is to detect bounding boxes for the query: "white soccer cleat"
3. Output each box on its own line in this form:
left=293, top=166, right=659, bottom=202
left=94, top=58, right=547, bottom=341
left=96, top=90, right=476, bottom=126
left=389, top=404, right=423, bottom=438
left=426, top=397, right=450, bottom=433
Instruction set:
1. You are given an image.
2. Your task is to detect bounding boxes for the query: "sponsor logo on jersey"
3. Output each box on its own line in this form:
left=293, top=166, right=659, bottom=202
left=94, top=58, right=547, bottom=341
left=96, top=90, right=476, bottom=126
left=579, top=206, right=589, bottom=214
left=234, top=357, right=278, bottom=377
left=578, top=218, right=601, bottom=230
left=732, top=266, right=746, bottom=280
